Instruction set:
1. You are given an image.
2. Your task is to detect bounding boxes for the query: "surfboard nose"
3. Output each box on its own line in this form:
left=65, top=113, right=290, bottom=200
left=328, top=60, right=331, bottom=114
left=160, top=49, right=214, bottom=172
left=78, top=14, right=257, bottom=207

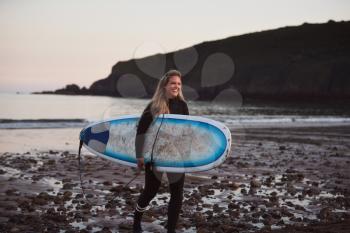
left=80, top=123, right=110, bottom=153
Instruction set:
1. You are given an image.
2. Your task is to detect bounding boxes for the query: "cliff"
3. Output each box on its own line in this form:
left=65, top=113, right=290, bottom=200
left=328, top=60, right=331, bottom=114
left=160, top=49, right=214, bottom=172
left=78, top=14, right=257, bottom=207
left=45, top=20, right=350, bottom=103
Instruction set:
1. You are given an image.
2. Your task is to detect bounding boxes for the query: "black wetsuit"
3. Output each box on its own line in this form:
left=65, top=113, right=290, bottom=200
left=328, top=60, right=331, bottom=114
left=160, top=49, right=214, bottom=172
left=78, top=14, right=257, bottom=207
left=134, top=97, right=189, bottom=233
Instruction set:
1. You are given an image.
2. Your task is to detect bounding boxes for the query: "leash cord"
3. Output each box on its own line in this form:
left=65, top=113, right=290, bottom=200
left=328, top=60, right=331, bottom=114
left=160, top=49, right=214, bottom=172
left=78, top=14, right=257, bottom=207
left=77, top=114, right=165, bottom=206
left=149, top=113, right=165, bottom=170
left=78, top=139, right=93, bottom=205
left=78, top=140, right=141, bottom=206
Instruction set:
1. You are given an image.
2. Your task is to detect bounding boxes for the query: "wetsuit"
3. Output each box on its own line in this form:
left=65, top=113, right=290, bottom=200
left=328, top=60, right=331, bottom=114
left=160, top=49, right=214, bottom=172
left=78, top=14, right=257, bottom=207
left=134, top=97, right=189, bottom=233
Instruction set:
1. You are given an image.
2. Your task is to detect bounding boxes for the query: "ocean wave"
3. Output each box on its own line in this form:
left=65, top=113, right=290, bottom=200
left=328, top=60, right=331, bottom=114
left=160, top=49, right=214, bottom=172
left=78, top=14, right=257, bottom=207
left=206, top=115, right=350, bottom=127
left=0, top=119, right=89, bottom=129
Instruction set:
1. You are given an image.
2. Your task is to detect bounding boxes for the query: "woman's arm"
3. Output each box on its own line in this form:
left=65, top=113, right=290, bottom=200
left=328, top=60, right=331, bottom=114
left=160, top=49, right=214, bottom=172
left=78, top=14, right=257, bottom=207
left=135, top=103, right=153, bottom=161
left=183, top=101, right=189, bottom=115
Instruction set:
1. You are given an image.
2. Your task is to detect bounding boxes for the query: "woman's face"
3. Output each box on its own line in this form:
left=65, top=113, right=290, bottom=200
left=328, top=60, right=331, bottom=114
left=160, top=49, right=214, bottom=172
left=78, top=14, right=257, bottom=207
left=165, top=75, right=181, bottom=99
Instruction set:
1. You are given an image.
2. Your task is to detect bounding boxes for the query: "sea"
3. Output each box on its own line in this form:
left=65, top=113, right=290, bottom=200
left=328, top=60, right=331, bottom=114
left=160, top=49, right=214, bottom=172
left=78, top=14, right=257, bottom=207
left=1, top=93, right=350, bottom=129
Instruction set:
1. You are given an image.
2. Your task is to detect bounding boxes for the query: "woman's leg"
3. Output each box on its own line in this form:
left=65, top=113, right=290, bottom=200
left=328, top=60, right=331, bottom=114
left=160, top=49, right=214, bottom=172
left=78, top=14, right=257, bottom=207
left=166, top=172, right=185, bottom=233
left=134, top=163, right=162, bottom=230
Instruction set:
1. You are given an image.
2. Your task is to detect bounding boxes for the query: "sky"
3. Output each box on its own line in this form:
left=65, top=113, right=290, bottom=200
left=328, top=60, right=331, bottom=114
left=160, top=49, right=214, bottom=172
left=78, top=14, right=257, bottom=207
left=1, top=0, right=349, bottom=93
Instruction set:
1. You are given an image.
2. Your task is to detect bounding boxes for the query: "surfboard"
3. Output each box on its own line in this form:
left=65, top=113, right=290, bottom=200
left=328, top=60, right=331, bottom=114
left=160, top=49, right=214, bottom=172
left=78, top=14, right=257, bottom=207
left=79, top=114, right=231, bottom=173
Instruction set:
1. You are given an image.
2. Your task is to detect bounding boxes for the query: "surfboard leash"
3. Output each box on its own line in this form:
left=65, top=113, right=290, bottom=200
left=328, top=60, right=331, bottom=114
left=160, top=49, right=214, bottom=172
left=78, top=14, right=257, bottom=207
left=78, top=139, right=143, bottom=206
left=77, top=114, right=165, bottom=206
left=78, top=139, right=94, bottom=206
left=149, top=113, right=165, bottom=171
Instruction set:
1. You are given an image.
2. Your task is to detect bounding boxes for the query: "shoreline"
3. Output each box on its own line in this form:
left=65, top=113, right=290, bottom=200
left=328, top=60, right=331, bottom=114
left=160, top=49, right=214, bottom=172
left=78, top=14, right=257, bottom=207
left=1, top=123, right=350, bottom=153
left=4, top=92, right=350, bottom=108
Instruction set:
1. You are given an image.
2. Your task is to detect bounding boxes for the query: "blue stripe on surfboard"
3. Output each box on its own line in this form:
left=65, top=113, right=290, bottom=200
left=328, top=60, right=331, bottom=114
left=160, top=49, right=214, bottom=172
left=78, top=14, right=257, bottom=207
left=80, top=127, right=109, bottom=145
left=110, top=117, right=139, bottom=125
left=104, top=116, right=227, bottom=168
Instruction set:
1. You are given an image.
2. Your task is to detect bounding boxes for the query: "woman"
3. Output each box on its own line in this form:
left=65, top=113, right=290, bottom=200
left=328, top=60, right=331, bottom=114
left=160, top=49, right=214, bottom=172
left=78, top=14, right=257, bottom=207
left=133, top=70, right=189, bottom=233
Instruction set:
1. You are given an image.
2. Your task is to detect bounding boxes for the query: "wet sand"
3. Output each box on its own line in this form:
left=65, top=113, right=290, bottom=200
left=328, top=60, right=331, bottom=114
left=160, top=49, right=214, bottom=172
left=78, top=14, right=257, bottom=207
left=0, top=125, right=350, bottom=232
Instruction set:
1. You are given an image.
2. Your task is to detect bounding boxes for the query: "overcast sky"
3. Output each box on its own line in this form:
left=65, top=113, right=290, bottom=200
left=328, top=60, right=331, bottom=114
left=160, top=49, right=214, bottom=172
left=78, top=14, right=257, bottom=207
left=1, top=0, right=349, bottom=93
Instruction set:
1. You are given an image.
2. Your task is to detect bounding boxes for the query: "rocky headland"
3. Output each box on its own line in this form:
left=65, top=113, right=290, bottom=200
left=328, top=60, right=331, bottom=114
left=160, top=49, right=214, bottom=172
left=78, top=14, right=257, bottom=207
left=35, top=20, right=350, bottom=104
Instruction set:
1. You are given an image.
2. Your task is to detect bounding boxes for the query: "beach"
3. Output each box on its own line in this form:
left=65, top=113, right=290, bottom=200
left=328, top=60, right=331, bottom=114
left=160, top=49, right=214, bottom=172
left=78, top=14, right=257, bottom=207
left=1, top=124, right=349, bottom=233
left=2, top=1, right=350, bottom=232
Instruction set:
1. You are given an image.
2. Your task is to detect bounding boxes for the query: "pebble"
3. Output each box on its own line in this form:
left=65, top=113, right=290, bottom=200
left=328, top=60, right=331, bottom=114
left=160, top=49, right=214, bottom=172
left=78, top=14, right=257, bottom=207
left=5, top=189, right=18, bottom=196
left=103, top=181, right=112, bottom=186
left=279, top=146, right=286, bottom=150
left=319, top=207, right=332, bottom=220
left=62, top=183, right=74, bottom=189
left=227, top=182, right=239, bottom=190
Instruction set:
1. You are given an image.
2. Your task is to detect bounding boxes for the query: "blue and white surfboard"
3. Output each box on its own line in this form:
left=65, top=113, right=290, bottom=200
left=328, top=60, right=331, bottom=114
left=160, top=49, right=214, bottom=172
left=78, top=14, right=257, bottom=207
left=80, top=114, right=231, bottom=173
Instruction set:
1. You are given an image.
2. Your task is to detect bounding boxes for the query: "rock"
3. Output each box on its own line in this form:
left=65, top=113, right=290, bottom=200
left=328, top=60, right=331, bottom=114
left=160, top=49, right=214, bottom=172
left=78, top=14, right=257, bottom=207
left=249, top=188, right=257, bottom=195
left=221, top=225, right=236, bottom=232
left=57, top=206, right=66, bottom=212
left=228, top=202, right=240, bottom=210
left=263, top=176, right=273, bottom=187
left=18, top=200, right=35, bottom=212
left=279, top=146, right=286, bottom=150
left=10, top=227, right=22, bottom=232
left=62, top=178, right=72, bottom=183
left=319, top=207, right=332, bottom=220
left=281, top=207, right=294, bottom=217
left=75, top=194, right=83, bottom=199
left=74, top=212, right=83, bottom=219
left=32, top=197, right=48, bottom=205
left=98, top=227, right=112, bottom=233
left=285, top=168, right=297, bottom=173
left=241, top=188, right=247, bottom=195
left=197, top=227, right=210, bottom=233
left=297, top=173, right=304, bottom=181
left=207, top=189, right=215, bottom=195
left=213, top=204, right=224, bottom=213
left=270, top=210, right=282, bottom=219
left=110, top=185, right=124, bottom=193
left=266, top=198, right=278, bottom=207
left=227, top=182, right=239, bottom=190
left=5, top=189, right=18, bottom=196
left=142, top=214, right=155, bottom=222
left=250, top=179, right=261, bottom=188
left=103, top=181, right=112, bottom=186
left=194, top=212, right=206, bottom=227
left=82, top=203, right=92, bottom=210
left=192, top=192, right=202, bottom=201
left=263, top=216, right=274, bottom=226
left=47, top=159, right=56, bottom=165
left=202, top=203, right=212, bottom=208
left=62, top=150, right=70, bottom=156
left=295, top=205, right=305, bottom=211
left=304, top=186, right=321, bottom=196
left=118, top=221, right=132, bottom=230
left=287, top=183, right=296, bottom=195
left=286, top=201, right=294, bottom=207
left=33, top=192, right=52, bottom=205
left=105, top=200, right=117, bottom=209
left=62, top=183, right=74, bottom=189
left=63, top=191, right=73, bottom=200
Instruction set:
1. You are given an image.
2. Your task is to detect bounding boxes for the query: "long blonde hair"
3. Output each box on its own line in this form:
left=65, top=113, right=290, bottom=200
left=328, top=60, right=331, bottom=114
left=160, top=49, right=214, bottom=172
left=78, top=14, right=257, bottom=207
left=150, top=70, right=185, bottom=116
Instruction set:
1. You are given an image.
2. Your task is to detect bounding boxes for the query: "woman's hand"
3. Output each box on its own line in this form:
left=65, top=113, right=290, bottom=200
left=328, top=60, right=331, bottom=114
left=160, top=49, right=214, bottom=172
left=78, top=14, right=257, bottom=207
left=137, top=158, right=145, bottom=170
